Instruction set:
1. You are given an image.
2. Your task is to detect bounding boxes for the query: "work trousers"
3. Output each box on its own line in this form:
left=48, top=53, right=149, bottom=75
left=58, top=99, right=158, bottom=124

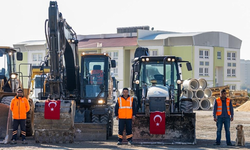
left=216, top=117, right=231, bottom=145
left=118, top=119, right=132, bottom=142
left=12, top=119, right=26, bottom=141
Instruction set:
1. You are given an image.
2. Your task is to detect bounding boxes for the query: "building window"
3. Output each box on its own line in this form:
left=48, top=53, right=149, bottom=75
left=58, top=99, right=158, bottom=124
left=217, top=51, right=221, bottom=59
left=113, top=52, right=118, bottom=59
left=227, top=69, right=231, bottom=77
left=230, top=85, right=236, bottom=90
left=227, top=63, right=231, bottom=67
left=107, top=52, right=112, bottom=57
left=205, top=62, right=209, bottom=66
left=232, top=63, right=236, bottom=67
left=113, top=68, right=118, bottom=76
left=232, top=69, right=236, bottom=77
left=204, top=68, right=209, bottom=76
left=199, top=50, right=203, bottom=58
left=199, top=68, right=203, bottom=76
left=227, top=52, right=231, bottom=60
left=150, top=50, right=158, bottom=56
left=232, top=52, right=236, bottom=60
left=200, top=61, right=204, bottom=66
left=204, top=51, right=209, bottom=59
left=32, top=53, right=43, bottom=65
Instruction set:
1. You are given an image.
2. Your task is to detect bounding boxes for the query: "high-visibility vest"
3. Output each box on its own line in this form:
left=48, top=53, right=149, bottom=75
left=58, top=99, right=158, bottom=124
left=216, top=97, right=231, bottom=116
left=118, top=96, right=133, bottom=119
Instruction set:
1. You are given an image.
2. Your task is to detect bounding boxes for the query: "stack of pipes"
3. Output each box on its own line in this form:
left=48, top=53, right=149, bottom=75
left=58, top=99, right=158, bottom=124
left=182, top=78, right=214, bottom=110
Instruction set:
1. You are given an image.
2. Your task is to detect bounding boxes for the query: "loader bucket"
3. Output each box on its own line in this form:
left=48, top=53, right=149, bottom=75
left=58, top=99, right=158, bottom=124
left=34, top=100, right=76, bottom=143
left=0, top=103, right=13, bottom=144
left=75, top=123, right=107, bottom=141
left=129, top=113, right=196, bottom=144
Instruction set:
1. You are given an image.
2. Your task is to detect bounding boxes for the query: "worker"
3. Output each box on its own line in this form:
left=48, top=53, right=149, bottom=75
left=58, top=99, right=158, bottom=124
left=213, top=89, right=234, bottom=146
left=10, top=88, right=30, bottom=144
left=115, top=88, right=136, bottom=145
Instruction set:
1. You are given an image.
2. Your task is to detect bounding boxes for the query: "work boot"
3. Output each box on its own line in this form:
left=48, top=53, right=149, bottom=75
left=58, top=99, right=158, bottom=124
left=227, top=143, right=234, bottom=146
left=117, top=141, right=122, bottom=145
left=128, top=140, right=133, bottom=145
left=10, top=140, right=17, bottom=144
left=22, top=140, right=28, bottom=144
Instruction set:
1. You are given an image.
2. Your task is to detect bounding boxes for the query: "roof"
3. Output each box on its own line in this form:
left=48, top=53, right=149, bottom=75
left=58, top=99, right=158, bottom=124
left=138, top=30, right=242, bottom=49
left=14, top=40, right=46, bottom=46
left=78, top=37, right=137, bottom=48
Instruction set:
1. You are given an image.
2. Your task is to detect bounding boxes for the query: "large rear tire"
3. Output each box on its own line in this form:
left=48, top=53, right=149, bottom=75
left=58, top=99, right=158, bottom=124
left=26, top=99, right=34, bottom=136
left=92, top=114, right=100, bottom=123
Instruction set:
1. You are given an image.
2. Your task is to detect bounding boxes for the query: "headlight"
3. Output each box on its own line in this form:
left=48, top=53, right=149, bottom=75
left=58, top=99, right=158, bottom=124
left=135, top=80, right=140, bottom=84
left=146, top=58, right=149, bottom=61
left=176, top=80, right=182, bottom=84
left=98, top=99, right=105, bottom=104
left=11, top=73, right=17, bottom=79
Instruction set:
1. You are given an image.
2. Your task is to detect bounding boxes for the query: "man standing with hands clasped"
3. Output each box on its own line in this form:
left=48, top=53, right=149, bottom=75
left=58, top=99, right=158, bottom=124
left=10, top=88, right=30, bottom=144
left=213, top=89, right=234, bottom=146
left=115, top=88, right=136, bottom=145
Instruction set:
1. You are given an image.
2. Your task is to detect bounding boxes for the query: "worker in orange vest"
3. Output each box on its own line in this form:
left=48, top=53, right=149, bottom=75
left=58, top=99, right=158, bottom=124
left=10, top=88, right=30, bottom=144
left=213, top=89, right=234, bottom=146
left=115, top=88, right=136, bottom=145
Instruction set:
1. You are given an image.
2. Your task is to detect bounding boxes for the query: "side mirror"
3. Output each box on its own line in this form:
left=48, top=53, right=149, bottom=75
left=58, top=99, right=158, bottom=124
left=111, top=60, right=116, bottom=68
left=16, top=52, right=23, bottom=61
left=186, top=62, right=192, bottom=71
left=134, top=63, right=140, bottom=72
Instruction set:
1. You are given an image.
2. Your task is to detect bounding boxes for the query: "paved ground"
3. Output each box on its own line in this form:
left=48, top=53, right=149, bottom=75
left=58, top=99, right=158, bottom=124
left=1, top=110, right=250, bottom=150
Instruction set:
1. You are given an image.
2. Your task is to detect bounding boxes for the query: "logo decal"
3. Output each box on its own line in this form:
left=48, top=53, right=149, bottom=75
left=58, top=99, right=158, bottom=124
left=48, top=102, right=57, bottom=111
left=153, top=114, right=162, bottom=126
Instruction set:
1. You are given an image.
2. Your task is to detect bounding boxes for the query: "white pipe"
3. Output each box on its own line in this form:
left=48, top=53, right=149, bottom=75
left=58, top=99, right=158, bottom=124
left=195, top=89, right=204, bottom=99
left=192, top=99, right=200, bottom=110
left=199, top=99, right=211, bottom=110
left=208, top=97, right=216, bottom=107
left=183, top=79, right=200, bottom=91
left=204, top=88, right=212, bottom=98
left=182, top=89, right=193, bottom=99
left=198, top=78, right=207, bottom=90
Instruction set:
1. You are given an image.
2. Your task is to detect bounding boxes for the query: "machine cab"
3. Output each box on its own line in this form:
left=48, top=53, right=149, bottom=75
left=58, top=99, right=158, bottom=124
left=80, top=53, right=116, bottom=105
left=0, top=47, right=22, bottom=92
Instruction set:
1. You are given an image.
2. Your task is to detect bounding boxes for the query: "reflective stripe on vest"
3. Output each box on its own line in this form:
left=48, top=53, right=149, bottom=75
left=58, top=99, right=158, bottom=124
left=119, top=97, right=132, bottom=109
left=216, top=97, right=231, bottom=116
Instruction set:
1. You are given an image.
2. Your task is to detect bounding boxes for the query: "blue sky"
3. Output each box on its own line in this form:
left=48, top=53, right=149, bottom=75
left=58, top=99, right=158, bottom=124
left=0, top=0, right=249, bottom=59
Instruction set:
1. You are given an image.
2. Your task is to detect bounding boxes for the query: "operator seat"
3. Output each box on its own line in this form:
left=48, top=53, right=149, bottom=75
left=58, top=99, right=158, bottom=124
left=154, top=74, right=164, bottom=84
left=90, top=65, right=103, bottom=84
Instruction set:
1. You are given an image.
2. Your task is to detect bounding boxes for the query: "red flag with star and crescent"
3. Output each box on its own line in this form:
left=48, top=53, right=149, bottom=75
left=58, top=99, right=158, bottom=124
left=150, top=111, right=165, bottom=134
left=44, top=100, right=60, bottom=120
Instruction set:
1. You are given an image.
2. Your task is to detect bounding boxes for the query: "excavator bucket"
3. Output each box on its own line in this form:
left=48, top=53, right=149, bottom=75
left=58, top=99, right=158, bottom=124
left=0, top=103, right=13, bottom=144
left=129, top=113, right=196, bottom=144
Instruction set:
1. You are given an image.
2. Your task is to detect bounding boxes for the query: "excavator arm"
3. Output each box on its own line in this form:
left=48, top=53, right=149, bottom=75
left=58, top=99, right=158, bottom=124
left=45, top=1, right=79, bottom=99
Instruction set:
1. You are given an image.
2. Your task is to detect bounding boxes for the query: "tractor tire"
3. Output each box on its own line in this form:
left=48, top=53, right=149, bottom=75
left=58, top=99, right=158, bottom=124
left=26, top=99, right=34, bottom=136
left=108, top=109, right=113, bottom=137
left=92, top=114, right=100, bottom=123
left=100, top=114, right=109, bottom=124
left=1, top=96, right=14, bottom=105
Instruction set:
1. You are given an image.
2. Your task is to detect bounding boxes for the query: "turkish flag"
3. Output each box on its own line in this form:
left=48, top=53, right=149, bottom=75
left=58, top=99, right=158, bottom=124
left=150, top=111, right=165, bottom=134
left=44, top=100, right=60, bottom=120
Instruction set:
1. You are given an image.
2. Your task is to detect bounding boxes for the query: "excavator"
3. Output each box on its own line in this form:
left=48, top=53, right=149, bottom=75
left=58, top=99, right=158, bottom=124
left=33, top=1, right=116, bottom=143
left=0, top=46, right=34, bottom=143
left=130, top=47, right=196, bottom=144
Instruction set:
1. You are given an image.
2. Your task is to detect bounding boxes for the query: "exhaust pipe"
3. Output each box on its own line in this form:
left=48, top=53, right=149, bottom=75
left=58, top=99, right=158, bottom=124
left=194, top=89, right=204, bottom=99
left=192, top=99, right=200, bottom=110
left=199, top=99, right=211, bottom=110
left=183, top=79, right=199, bottom=91
left=198, top=78, right=207, bottom=90
left=204, top=88, right=212, bottom=98
left=182, top=89, right=193, bottom=99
